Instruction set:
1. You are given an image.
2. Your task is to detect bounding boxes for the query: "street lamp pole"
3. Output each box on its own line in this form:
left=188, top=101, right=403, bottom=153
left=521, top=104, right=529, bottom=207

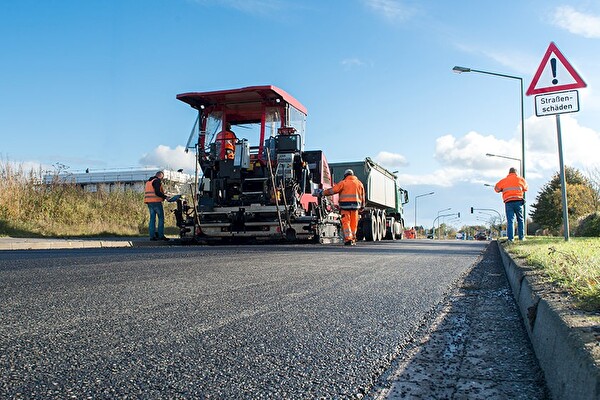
left=414, top=192, right=434, bottom=238
left=453, top=66, right=526, bottom=233
left=485, top=153, right=522, bottom=175
left=437, top=207, right=451, bottom=240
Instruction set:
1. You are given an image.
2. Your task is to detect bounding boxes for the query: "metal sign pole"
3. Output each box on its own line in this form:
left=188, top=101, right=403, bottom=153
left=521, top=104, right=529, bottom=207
left=555, top=114, right=570, bottom=241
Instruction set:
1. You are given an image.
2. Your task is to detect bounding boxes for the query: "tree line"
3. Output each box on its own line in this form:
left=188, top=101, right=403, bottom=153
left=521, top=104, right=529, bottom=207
left=529, top=166, right=600, bottom=236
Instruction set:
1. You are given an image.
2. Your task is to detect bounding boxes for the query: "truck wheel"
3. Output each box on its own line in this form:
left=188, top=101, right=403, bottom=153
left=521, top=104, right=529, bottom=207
left=379, top=210, right=387, bottom=240
left=374, top=211, right=382, bottom=241
left=386, top=217, right=396, bottom=240
left=364, top=212, right=376, bottom=241
left=357, top=218, right=365, bottom=241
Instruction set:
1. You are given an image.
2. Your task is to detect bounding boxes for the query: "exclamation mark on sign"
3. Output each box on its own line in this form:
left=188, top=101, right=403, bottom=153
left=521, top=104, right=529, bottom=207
left=551, top=58, right=558, bottom=85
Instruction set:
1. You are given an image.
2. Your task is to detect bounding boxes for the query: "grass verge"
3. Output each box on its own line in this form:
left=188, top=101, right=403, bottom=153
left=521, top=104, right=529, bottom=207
left=0, top=161, right=177, bottom=238
left=505, top=237, right=600, bottom=311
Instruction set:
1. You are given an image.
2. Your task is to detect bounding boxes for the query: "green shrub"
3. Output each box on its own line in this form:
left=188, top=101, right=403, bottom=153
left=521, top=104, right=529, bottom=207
left=574, top=212, right=600, bottom=237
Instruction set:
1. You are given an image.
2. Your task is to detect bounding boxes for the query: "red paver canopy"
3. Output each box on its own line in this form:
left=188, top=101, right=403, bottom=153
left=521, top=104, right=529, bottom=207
left=177, top=85, right=307, bottom=122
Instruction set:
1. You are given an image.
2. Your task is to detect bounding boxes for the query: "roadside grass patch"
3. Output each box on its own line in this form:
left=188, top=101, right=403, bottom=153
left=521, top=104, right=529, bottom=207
left=0, top=161, right=177, bottom=237
left=505, top=237, right=600, bottom=311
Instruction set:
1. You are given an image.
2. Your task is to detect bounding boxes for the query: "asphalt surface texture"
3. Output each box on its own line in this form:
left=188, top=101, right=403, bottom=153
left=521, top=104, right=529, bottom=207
left=372, top=241, right=549, bottom=399
left=0, top=240, right=549, bottom=399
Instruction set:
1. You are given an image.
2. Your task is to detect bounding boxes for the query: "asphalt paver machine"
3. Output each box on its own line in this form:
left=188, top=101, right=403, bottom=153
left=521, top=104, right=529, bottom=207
left=174, top=85, right=341, bottom=243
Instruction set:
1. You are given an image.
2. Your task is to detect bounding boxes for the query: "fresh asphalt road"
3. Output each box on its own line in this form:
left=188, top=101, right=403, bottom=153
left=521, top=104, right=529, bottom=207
left=2, top=240, right=496, bottom=398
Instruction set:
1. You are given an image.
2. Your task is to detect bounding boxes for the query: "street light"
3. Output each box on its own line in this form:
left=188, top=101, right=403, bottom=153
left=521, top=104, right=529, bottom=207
left=452, top=65, right=525, bottom=194
left=437, top=207, right=451, bottom=240
left=485, top=153, right=522, bottom=175
left=478, top=211, right=504, bottom=237
left=414, top=192, right=434, bottom=238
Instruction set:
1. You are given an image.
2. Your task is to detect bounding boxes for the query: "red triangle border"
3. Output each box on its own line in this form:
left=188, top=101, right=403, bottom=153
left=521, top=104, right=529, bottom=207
left=526, top=42, right=586, bottom=96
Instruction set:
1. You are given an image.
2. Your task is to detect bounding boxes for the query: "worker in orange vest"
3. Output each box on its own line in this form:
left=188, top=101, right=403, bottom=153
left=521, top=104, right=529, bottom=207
left=494, top=167, right=528, bottom=241
left=215, top=125, right=237, bottom=160
left=144, top=171, right=170, bottom=241
left=321, top=169, right=365, bottom=246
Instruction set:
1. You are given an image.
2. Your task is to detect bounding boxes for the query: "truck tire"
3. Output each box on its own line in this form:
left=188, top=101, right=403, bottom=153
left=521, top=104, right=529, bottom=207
left=363, top=212, right=375, bottom=241
left=373, top=211, right=381, bottom=241
left=379, top=210, right=387, bottom=240
left=356, top=218, right=365, bottom=241
left=385, top=217, right=396, bottom=240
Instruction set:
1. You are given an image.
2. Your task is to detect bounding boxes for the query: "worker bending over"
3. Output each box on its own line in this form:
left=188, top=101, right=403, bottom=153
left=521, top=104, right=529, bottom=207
left=321, top=169, right=365, bottom=246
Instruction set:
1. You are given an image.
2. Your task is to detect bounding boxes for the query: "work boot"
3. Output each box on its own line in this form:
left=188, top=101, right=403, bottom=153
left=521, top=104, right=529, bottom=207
left=344, top=241, right=352, bottom=246
left=160, top=236, right=170, bottom=241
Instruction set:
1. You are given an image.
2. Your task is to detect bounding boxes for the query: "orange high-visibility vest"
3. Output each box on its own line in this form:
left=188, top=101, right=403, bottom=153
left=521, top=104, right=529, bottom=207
left=495, top=173, right=528, bottom=203
left=216, top=130, right=236, bottom=159
left=144, top=178, right=164, bottom=203
left=323, top=175, right=365, bottom=210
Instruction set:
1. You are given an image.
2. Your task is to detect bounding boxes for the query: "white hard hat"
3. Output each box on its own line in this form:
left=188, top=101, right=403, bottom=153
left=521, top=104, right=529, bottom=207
left=344, top=169, right=354, bottom=176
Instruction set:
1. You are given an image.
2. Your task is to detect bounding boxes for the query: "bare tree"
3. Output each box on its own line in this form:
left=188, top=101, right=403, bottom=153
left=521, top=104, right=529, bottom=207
left=585, top=167, right=600, bottom=212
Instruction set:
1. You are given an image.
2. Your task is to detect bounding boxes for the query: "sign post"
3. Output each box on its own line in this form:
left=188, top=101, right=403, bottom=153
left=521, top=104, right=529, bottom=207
left=526, top=42, right=586, bottom=241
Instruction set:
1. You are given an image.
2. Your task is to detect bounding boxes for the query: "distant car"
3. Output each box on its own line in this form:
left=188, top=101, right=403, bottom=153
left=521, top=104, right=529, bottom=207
left=474, top=232, right=487, bottom=241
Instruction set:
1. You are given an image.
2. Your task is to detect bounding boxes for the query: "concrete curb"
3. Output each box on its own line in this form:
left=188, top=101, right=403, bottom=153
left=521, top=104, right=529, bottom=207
left=498, top=242, right=600, bottom=400
left=0, top=237, right=177, bottom=251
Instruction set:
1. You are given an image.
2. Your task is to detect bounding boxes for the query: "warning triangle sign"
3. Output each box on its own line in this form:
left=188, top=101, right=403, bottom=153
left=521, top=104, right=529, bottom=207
left=526, top=42, right=586, bottom=96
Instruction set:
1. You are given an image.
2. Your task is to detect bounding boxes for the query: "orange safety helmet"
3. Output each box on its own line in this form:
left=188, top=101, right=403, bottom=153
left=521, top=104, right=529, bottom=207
left=224, top=141, right=235, bottom=159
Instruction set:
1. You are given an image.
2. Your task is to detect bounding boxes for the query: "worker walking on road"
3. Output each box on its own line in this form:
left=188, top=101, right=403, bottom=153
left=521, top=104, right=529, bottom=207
left=144, top=171, right=170, bottom=241
left=494, top=167, right=528, bottom=242
left=321, top=169, right=365, bottom=246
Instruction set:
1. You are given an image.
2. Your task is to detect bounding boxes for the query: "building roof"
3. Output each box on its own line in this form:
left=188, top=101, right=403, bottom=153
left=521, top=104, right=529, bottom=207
left=43, top=168, right=193, bottom=185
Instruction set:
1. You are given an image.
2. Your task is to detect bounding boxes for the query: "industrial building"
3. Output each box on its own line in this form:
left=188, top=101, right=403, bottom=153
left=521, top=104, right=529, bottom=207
left=43, top=168, right=193, bottom=194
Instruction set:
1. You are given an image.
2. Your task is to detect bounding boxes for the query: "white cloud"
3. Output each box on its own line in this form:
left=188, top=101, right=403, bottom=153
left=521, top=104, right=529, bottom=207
left=402, top=115, right=600, bottom=187
left=362, top=0, right=417, bottom=21
left=551, top=6, right=600, bottom=38
left=397, top=168, right=465, bottom=187
left=526, top=114, right=600, bottom=172
left=341, top=58, right=367, bottom=70
left=0, top=159, right=48, bottom=178
left=139, top=145, right=197, bottom=173
left=374, top=151, right=408, bottom=169
left=434, top=131, right=519, bottom=170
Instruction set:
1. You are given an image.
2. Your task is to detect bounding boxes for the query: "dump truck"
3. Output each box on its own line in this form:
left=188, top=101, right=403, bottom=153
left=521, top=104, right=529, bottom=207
left=173, top=85, right=343, bottom=243
left=329, top=158, right=409, bottom=241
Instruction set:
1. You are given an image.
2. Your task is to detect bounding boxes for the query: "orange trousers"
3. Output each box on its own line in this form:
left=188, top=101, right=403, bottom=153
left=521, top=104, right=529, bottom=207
left=341, top=209, right=359, bottom=242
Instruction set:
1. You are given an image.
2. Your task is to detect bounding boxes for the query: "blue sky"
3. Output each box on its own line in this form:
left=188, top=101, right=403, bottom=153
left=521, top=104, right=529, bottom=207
left=1, top=0, right=599, bottom=229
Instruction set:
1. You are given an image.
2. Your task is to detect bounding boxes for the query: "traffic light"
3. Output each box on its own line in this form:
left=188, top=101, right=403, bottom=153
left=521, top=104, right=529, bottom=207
left=470, top=207, right=474, bottom=214
left=457, top=212, right=460, bottom=218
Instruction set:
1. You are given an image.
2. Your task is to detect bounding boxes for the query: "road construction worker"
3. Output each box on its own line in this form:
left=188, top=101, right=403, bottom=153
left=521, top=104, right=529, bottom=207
left=321, top=169, right=365, bottom=246
left=144, top=171, right=170, bottom=241
left=215, top=125, right=237, bottom=160
left=494, top=167, right=528, bottom=241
